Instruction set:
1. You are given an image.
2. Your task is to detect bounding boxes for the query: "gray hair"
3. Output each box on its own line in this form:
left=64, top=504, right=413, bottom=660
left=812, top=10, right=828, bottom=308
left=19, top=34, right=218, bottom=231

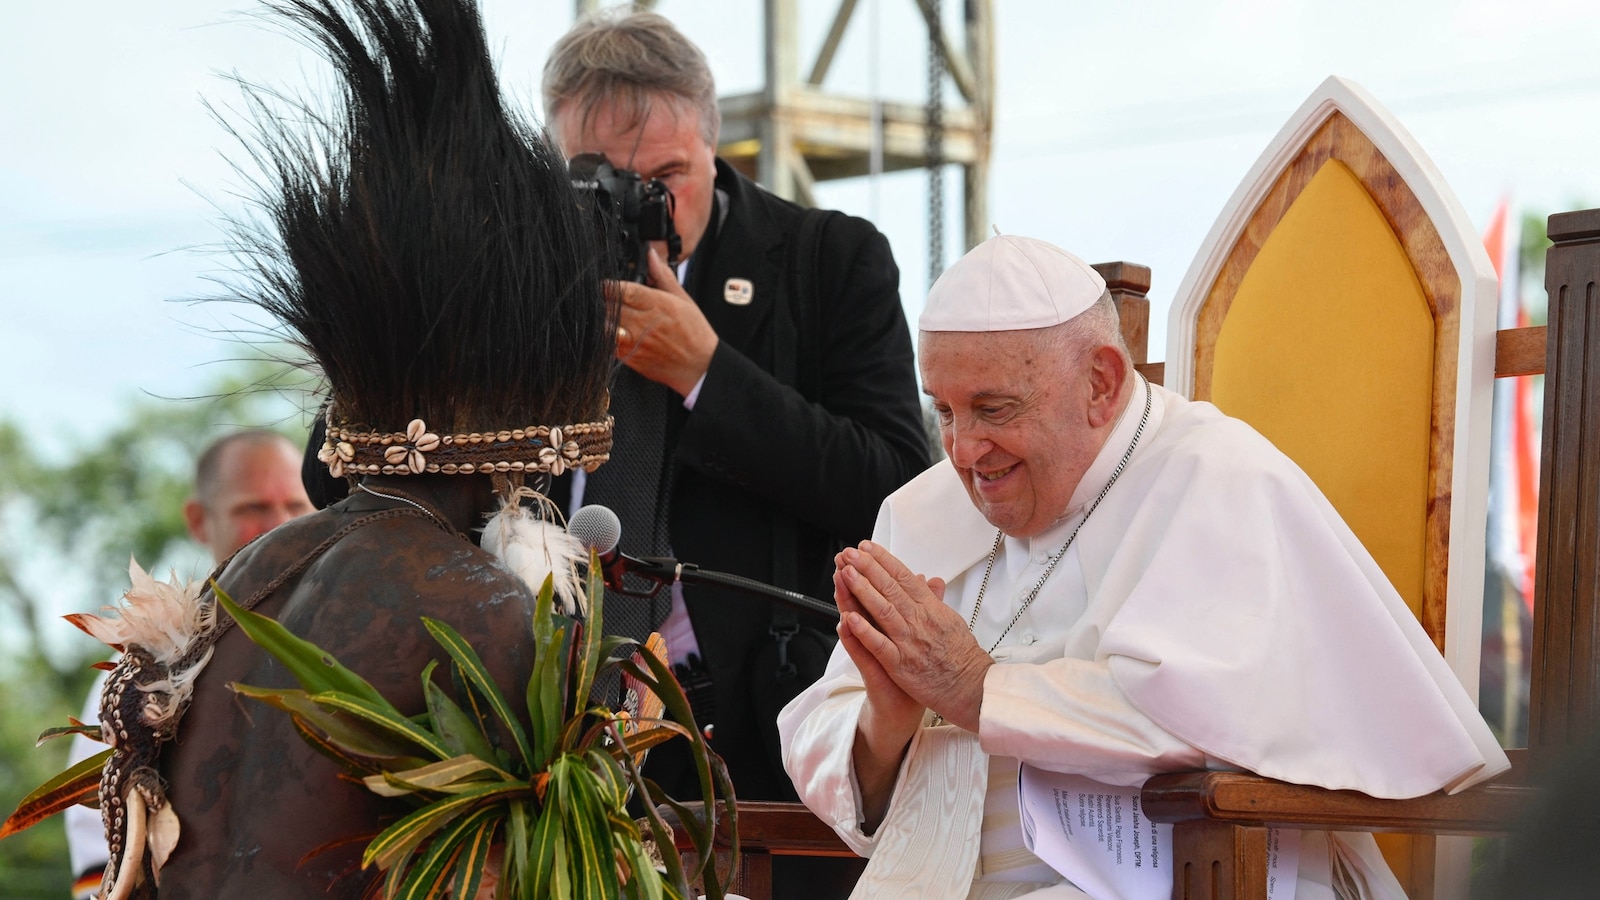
left=542, top=9, right=720, bottom=147
left=1050, top=291, right=1130, bottom=369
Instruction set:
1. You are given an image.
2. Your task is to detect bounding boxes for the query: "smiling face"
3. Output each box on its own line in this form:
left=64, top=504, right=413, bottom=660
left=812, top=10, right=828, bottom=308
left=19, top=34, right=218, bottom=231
left=921, top=326, right=1127, bottom=538
left=550, top=94, right=719, bottom=263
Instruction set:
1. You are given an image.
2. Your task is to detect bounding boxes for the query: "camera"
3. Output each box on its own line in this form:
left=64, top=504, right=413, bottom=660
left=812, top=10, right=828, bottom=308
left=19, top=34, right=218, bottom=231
left=569, top=152, right=682, bottom=283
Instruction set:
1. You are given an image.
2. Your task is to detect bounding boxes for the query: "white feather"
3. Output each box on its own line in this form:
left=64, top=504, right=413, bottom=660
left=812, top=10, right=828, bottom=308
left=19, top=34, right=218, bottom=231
left=69, top=559, right=211, bottom=665
left=480, top=503, right=586, bottom=616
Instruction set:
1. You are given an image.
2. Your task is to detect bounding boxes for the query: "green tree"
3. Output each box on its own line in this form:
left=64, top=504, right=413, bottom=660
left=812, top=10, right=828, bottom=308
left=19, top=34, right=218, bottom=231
left=0, top=354, right=315, bottom=896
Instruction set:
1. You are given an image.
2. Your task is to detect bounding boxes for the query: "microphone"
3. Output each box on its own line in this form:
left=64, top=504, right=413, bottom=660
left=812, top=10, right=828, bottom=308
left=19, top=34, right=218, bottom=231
left=566, top=504, right=840, bottom=620
left=568, top=504, right=676, bottom=591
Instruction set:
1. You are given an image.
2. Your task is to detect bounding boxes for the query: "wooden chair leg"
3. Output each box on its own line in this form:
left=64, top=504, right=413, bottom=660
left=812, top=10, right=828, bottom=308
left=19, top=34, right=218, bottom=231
left=1171, top=820, right=1269, bottom=900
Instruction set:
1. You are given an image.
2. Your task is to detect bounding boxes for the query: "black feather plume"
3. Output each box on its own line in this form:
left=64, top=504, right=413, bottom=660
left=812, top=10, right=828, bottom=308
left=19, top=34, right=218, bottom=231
left=224, top=0, right=613, bottom=435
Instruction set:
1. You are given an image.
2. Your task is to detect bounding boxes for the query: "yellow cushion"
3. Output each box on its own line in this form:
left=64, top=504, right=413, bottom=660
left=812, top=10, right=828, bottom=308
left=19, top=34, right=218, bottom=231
left=1210, top=159, right=1434, bottom=618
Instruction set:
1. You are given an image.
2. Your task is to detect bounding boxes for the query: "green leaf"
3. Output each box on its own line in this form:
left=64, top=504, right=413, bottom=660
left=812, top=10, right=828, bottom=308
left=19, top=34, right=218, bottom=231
left=448, top=803, right=501, bottom=900
left=0, top=748, right=111, bottom=839
left=620, top=651, right=731, bottom=870
left=504, top=800, right=530, bottom=899
left=394, top=805, right=499, bottom=900
left=309, top=690, right=454, bottom=761
left=550, top=824, right=572, bottom=900
left=527, top=788, right=565, bottom=900
left=35, top=722, right=103, bottom=746
left=393, top=830, right=464, bottom=900
left=230, top=683, right=433, bottom=767
left=608, top=721, right=697, bottom=762
left=215, top=586, right=394, bottom=709
left=527, top=622, right=570, bottom=768
left=362, top=755, right=520, bottom=798
left=422, top=660, right=499, bottom=764
left=597, top=634, right=639, bottom=666
left=703, top=752, right=741, bottom=900
left=557, top=760, right=619, bottom=900
left=584, top=747, right=631, bottom=812
left=290, top=716, right=389, bottom=776
left=363, top=781, right=526, bottom=871
left=422, top=617, right=533, bottom=767
left=453, top=660, right=516, bottom=772
left=626, top=770, right=694, bottom=898
left=616, top=830, right=666, bottom=900
left=571, top=568, right=608, bottom=715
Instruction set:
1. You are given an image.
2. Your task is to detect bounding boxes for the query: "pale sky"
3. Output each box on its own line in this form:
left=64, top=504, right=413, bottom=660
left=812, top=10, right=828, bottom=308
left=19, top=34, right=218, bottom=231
left=3, top=0, right=1598, bottom=457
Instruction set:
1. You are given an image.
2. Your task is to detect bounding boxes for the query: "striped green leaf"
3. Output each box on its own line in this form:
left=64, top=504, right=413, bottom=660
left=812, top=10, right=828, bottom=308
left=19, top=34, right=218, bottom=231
left=216, top=586, right=392, bottom=709
left=626, top=770, right=693, bottom=897
left=550, top=826, right=573, bottom=900
left=230, top=683, right=430, bottom=767
left=363, top=782, right=523, bottom=871
left=503, top=800, right=532, bottom=900
left=362, top=755, right=518, bottom=798
left=290, top=716, right=388, bottom=776
left=556, top=760, right=618, bottom=900
left=422, top=617, right=533, bottom=766
left=527, top=789, right=564, bottom=900
left=448, top=803, right=501, bottom=900
left=617, top=831, right=666, bottom=900
left=309, top=691, right=453, bottom=761
left=570, top=570, right=608, bottom=719
left=421, top=660, right=499, bottom=763
left=393, top=805, right=499, bottom=900
left=584, top=748, right=630, bottom=812
left=527, top=622, right=569, bottom=767
left=619, top=649, right=734, bottom=885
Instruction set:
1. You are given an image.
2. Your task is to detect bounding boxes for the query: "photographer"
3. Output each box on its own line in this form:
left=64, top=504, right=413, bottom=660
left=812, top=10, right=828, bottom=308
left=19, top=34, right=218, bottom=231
left=544, top=9, right=929, bottom=801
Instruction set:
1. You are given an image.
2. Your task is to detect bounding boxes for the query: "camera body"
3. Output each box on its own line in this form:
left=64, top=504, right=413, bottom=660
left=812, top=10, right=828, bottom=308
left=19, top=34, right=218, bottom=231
left=569, top=152, right=682, bottom=283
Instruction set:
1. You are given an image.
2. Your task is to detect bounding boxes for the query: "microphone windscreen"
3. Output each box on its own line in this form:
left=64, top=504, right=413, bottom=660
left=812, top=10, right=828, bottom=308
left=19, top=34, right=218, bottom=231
left=568, top=504, right=622, bottom=555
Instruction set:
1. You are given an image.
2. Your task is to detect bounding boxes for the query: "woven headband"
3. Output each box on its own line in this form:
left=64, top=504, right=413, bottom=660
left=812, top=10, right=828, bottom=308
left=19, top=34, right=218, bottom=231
left=317, top=414, right=613, bottom=478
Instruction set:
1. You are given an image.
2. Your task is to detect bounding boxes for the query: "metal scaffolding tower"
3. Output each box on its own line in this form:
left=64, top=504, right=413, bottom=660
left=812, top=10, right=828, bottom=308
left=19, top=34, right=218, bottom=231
left=575, top=0, right=995, bottom=257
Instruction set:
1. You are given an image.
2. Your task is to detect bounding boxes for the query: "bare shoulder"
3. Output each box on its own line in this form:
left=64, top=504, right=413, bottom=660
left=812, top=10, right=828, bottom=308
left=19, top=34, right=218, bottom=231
left=157, top=507, right=540, bottom=898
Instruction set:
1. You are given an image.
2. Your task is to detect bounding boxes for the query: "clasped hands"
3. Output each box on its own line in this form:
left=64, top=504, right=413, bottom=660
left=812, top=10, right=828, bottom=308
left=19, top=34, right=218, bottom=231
left=837, top=541, right=993, bottom=831
left=610, top=247, right=719, bottom=397
left=835, top=541, right=994, bottom=738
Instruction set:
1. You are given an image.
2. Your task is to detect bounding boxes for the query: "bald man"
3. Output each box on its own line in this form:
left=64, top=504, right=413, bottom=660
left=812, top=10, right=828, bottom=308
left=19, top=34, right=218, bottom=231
left=183, top=430, right=317, bottom=560
left=67, top=429, right=314, bottom=897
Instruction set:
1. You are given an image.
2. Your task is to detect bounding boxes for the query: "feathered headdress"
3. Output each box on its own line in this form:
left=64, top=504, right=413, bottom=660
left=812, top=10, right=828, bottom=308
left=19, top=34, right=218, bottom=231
left=73, top=4, right=617, bottom=895
left=226, top=0, right=616, bottom=605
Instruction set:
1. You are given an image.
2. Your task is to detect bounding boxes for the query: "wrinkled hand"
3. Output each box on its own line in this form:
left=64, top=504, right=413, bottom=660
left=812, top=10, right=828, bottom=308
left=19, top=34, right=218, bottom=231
left=837, top=541, right=992, bottom=733
left=835, top=564, right=922, bottom=744
left=611, top=248, right=719, bottom=396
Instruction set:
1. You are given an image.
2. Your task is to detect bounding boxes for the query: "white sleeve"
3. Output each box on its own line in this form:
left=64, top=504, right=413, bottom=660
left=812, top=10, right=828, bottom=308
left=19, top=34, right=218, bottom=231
left=980, top=656, right=1206, bottom=787
left=777, top=643, right=885, bottom=857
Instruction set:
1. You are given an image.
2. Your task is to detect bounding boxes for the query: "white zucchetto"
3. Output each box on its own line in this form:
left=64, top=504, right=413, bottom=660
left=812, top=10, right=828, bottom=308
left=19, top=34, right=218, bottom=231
left=920, top=234, right=1108, bottom=332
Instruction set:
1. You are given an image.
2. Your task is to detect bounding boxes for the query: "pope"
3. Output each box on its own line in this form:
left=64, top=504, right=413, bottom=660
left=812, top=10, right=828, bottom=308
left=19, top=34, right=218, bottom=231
left=779, top=234, right=1509, bottom=900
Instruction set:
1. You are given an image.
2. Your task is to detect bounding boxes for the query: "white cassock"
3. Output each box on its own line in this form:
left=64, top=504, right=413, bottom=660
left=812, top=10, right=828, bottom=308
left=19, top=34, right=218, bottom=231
left=778, top=379, right=1509, bottom=900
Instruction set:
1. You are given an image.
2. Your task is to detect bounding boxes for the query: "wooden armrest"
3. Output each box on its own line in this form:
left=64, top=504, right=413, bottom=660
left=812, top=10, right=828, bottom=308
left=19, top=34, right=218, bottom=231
left=666, top=801, right=854, bottom=856
left=1142, top=766, right=1533, bottom=836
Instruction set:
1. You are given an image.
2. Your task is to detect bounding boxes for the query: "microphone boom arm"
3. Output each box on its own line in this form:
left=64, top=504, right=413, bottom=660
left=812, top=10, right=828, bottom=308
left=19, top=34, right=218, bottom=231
left=631, top=556, right=840, bottom=621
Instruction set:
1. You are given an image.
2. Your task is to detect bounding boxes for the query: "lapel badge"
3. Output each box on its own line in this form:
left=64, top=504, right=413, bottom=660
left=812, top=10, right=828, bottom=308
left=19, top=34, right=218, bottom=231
left=723, top=278, right=754, bottom=306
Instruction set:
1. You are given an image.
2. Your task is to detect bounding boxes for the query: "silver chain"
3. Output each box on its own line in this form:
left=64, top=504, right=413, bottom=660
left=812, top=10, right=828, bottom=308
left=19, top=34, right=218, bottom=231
left=967, top=376, right=1152, bottom=654
left=357, top=484, right=455, bottom=535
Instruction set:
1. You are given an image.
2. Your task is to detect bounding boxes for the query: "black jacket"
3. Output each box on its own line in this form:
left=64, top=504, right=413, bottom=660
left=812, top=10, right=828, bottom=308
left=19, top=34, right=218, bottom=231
left=608, top=161, right=928, bottom=799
